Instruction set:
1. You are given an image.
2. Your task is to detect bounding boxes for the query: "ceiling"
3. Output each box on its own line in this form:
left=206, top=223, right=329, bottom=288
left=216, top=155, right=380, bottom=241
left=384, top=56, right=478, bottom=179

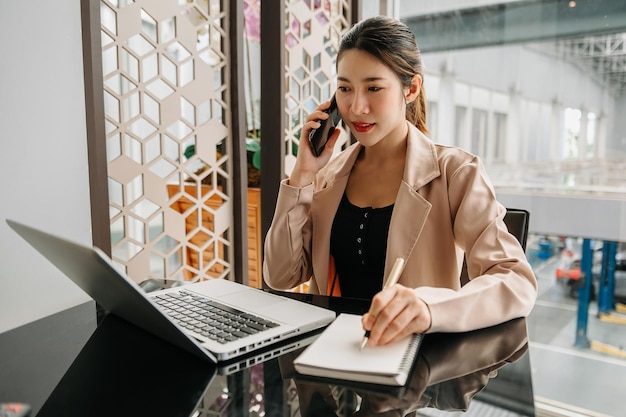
left=560, top=33, right=626, bottom=91
left=401, top=0, right=626, bottom=93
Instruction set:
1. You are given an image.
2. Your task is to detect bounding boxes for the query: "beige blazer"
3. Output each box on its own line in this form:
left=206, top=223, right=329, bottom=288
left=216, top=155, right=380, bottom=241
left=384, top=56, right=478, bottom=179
left=263, top=123, right=537, bottom=333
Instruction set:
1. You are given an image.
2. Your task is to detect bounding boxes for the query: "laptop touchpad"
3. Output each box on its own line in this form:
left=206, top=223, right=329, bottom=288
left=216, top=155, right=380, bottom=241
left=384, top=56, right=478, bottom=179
left=220, top=290, right=285, bottom=310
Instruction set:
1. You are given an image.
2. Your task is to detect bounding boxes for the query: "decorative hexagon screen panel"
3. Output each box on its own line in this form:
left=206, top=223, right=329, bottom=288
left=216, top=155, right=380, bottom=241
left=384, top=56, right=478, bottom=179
left=284, top=0, right=352, bottom=176
left=99, top=0, right=353, bottom=285
left=101, top=0, right=232, bottom=283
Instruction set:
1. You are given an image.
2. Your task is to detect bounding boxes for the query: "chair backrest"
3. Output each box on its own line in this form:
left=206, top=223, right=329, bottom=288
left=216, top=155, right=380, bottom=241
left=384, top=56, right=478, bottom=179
left=503, top=208, right=530, bottom=251
left=460, top=208, right=530, bottom=285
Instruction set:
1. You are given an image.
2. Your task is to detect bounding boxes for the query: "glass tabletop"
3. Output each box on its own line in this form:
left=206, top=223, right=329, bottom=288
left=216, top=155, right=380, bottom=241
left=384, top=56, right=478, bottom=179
left=34, top=291, right=534, bottom=417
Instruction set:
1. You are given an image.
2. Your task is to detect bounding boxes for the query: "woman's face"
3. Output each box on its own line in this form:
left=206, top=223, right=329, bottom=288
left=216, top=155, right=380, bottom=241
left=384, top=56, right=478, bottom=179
left=336, top=49, right=409, bottom=149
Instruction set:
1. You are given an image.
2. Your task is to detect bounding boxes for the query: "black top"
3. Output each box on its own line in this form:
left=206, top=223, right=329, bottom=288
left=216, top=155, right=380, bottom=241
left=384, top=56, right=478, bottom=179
left=330, top=193, right=394, bottom=299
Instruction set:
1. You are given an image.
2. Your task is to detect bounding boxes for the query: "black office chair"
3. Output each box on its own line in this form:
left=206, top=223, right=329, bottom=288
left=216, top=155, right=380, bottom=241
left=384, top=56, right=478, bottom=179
left=460, top=208, right=530, bottom=285
left=503, top=208, right=530, bottom=251
left=466, top=208, right=535, bottom=416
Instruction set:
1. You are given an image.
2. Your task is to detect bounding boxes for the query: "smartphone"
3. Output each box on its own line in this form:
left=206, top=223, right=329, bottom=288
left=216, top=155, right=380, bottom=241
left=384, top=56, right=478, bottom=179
left=308, top=95, right=342, bottom=157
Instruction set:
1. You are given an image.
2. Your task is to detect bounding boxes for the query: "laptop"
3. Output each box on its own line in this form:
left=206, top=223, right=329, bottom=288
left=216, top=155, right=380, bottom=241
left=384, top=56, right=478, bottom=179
left=6, top=219, right=336, bottom=363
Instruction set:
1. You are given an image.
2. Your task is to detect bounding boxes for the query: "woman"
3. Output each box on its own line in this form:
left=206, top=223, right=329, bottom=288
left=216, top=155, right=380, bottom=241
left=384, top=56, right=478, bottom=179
left=263, top=16, right=537, bottom=347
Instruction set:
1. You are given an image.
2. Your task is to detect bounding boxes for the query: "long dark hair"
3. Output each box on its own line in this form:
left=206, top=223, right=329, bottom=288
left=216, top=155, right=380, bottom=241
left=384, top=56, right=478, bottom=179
left=337, top=16, right=428, bottom=134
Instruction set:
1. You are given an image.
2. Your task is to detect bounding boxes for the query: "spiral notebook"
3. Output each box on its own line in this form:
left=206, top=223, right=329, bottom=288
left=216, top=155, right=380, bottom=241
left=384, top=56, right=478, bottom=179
left=293, top=313, right=422, bottom=386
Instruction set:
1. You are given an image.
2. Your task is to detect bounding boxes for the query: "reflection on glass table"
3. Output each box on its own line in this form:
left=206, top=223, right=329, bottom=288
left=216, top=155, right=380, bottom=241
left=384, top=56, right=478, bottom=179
left=277, top=316, right=530, bottom=417
left=35, top=292, right=534, bottom=417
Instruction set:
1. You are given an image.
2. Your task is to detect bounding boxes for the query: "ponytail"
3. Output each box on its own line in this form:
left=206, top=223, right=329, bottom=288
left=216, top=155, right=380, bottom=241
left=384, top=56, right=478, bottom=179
left=407, top=83, right=428, bottom=134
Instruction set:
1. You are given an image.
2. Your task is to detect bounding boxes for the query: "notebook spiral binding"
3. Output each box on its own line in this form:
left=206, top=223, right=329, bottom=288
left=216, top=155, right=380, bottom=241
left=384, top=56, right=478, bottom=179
left=399, top=334, right=423, bottom=373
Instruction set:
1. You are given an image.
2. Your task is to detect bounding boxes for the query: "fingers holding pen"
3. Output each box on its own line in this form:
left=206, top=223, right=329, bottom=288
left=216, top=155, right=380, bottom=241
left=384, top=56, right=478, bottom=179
left=362, top=285, right=431, bottom=346
left=362, top=285, right=403, bottom=346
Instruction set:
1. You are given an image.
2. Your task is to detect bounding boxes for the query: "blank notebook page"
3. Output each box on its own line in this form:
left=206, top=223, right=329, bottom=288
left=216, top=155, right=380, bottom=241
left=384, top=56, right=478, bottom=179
left=293, top=313, right=419, bottom=379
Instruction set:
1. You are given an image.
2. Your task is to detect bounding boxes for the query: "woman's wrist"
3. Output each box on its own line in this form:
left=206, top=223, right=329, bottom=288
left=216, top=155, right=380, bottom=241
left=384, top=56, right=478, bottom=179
left=288, top=170, right=316, bottom=188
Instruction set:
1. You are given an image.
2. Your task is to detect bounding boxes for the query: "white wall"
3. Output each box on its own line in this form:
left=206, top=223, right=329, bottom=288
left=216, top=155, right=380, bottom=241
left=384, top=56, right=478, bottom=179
left=0, top=0, right=93, bottom=333
left=609, top=96, right=626, bottom=159
left=423, top=44, right=612, bottom=113
left=421, top=44, right=622, bottom=162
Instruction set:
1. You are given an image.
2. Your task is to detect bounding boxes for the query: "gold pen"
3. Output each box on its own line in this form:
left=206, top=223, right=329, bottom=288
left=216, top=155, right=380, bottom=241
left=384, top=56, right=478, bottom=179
left=360, top=257, right=405, bottom=350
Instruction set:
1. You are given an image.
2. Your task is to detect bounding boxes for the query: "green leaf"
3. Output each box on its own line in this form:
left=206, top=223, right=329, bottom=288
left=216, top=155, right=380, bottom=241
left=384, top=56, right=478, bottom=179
left=246, top=137, right=261, bottom=152
left=184, top=144, right=195, bottom=159
left=252, top=148, right=261, bottom=169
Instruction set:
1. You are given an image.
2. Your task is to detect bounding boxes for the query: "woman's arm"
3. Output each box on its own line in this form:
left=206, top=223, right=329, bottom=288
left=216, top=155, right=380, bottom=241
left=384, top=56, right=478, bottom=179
left=363, top=154, right=537, bottom=342
left=418, top=156, right=538, bottom=332
left=263, top=100, right=341, bottom=291
left=262, top=181, right=315, bottom=290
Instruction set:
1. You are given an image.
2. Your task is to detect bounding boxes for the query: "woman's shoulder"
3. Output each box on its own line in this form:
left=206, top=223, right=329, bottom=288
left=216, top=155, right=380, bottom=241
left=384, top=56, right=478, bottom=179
left=433, top=144, right=484, bottom=185
left=408, top=124, right=477, bottom=161
left=434, top=142, right=478, bottom=165
left=406, top=124, right=482, bottom=186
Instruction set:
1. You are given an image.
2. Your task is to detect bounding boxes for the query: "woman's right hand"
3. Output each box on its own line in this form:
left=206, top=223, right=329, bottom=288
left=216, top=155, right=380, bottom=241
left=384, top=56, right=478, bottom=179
left=289, top=100, right=341, bottom=187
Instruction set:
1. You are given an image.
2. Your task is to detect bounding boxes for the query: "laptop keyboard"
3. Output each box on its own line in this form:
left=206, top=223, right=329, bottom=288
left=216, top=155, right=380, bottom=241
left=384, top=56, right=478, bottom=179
left=152, top=290, right=279, bottom=344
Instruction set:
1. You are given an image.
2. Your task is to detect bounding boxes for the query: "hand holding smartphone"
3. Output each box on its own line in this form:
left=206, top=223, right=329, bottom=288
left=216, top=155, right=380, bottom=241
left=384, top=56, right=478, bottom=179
left=308, top=95, right=342, bottom=157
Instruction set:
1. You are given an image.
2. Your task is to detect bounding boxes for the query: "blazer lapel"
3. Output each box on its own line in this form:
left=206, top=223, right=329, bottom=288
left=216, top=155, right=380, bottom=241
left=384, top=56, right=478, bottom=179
left=310, top=144, right=361, bottom=294
left=385, top=124, right=441, bottom=278
left=311, top=177, right=346, bottom=293
left=385, top=182, right=431, bottom=278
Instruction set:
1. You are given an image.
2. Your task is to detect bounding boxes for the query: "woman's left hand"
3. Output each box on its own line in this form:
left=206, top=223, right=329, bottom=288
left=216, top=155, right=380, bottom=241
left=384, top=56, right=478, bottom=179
left=361, top=284, right=431, bottom=346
